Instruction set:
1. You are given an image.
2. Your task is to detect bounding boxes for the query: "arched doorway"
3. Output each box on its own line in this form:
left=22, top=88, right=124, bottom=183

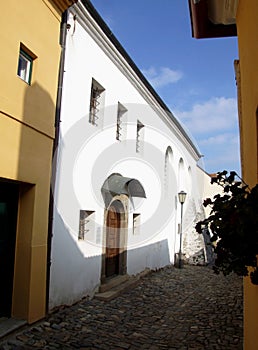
left=102, top=198, right=128, bottom=282
left=106, top=204, right=121, bottom=277
left=101, top=173, right=146, bottom=282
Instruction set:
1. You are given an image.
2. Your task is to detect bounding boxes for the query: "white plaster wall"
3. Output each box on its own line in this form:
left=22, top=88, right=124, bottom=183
left=49, top=2, right=217, bottom=309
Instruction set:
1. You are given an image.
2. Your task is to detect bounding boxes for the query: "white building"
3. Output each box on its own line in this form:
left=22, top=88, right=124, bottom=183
left=49, top=0, right=216, bottom=309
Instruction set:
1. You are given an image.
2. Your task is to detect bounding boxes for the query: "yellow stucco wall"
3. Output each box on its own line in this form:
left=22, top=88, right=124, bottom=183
left=236, top=1, right=258, bottom=348
left=0, top=0, right=65, bottom=323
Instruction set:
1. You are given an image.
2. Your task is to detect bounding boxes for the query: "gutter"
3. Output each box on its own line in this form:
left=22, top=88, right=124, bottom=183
left=46, top=10, right=68, bottom=313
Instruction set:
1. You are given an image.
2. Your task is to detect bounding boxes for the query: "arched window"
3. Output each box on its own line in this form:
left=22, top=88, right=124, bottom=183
left=187, top=166, right=192, bottom=193
left=178, top=157, right=185, bottom=191
left=164, top=146, right=173, bottom=195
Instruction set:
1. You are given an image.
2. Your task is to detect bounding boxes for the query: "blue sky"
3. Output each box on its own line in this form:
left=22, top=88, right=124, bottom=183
left=90, top=0, right=240, bottom=174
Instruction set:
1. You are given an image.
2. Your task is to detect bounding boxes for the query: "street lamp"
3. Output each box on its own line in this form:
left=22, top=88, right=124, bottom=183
left=178, top=190, right=187, bottom=268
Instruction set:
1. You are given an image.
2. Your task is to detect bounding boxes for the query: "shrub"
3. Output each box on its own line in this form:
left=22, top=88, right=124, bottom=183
left=196, top=171, right=258, bottom=284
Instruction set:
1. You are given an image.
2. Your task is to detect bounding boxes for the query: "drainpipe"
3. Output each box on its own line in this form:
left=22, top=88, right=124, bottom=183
left=46, top=10, right=68, bottom=313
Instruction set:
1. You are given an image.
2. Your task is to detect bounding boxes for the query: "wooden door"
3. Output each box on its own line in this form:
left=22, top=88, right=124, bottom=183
left=0, top=182, right=19, bottom=317
left=105, top=206, right=120, bottom=278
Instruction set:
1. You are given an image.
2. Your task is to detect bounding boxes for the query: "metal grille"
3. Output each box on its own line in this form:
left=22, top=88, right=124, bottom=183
left=89, top=86, right=101, bottom=126
left=116, top=103, right=127, bottom=141
left=116, top=112, right=122, bottom=140
left=136, top=120, right=144, bottom=153
left=79, top=210, right=94, bottom=240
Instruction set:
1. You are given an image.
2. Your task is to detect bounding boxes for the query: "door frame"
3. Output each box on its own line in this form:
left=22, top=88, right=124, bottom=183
left=101, top=195, right=129, bottom=283
left=105, top=205, right=121, bottom=278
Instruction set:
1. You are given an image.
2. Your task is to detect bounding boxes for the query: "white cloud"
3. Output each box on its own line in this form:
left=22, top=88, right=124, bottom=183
left=175, top=97, right=238, bottom=135
left=199, top=132, right=240, bottom=173
left=142, top=66, right=183, bottom=88
left=202, top=147, right=241, bottom=173
left=199, top=133, right=239, bottom=146
left=173, top=97, right=240, bottom=173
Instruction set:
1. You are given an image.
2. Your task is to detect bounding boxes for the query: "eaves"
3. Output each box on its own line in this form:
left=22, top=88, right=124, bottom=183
left=70, top=0, right=202, bottom=160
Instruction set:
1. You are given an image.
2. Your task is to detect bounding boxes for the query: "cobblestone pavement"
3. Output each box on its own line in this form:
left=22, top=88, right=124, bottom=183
left=0, top=265, right=243, bottom=350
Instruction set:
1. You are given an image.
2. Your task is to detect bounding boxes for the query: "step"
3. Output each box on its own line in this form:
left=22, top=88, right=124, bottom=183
left=95, top=268, right=151, bottom=301
left=98, top=274, right=129, bottom=293
left=0, top=318, right=27, bottom=338
left=95, top=276, right=140, bottom=301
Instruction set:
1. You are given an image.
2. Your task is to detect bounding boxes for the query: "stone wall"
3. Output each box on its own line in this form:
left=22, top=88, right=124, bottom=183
left=183, top=199, right=214, bottom=265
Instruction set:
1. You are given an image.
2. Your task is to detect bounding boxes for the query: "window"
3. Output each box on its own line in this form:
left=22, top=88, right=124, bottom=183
left=133, top=213, right=141, bottom=235
left=178, top=157, right=185, bottom=191
left=116, top=102, right=127, bottom=141
left=79, top=210, right=95, bottom=241
left=136, top=120, right=144, bottom=153
left=17, top=45, right=35, bottom=84
left=164, top=146, right=173, bottom=195
left=89, top=78, right=105, bottom=126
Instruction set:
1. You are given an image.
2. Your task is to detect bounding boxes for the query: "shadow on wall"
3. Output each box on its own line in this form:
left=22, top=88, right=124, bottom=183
left=49, top=207, right=171, bottom=310
left=49, top=208, right=102, bottom=310
left=127, top=239, right=171, bottom=275
left=11, top=81, right=55, bottom=321
left=23, top=82, right=56, bottom=129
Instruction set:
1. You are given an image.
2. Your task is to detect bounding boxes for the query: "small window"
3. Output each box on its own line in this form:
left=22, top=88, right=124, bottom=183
left=116, top=102, right=127, bottom=141
left=136, top=120, right=144, bottom=153
left=178, top=157, right=185, bottom=191
left=89, top=78, right=105, bottom=126
left=164, top=146, right=173, bottom=196
left=79, top=210, right=95, bottom=240
left=17, top=45, right=34, bottom=84
left=133, top=213, right=141, bottom=235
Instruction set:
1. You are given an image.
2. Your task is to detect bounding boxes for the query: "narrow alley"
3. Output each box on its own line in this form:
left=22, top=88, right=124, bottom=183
left=0, top=265, right=242, bottom=350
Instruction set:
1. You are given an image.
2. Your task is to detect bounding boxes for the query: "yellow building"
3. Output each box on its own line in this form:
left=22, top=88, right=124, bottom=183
left=0, top=0, right=75, bottom=324
left=188, top=0, right=258, bottom=348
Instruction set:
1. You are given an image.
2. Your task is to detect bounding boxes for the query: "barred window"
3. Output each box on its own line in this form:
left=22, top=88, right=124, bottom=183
left=136, top=120, right=144, bottom=153
left=89, top=78, right=105, bottom=126
left=116, top=102, right=127, bottom=141
left=79, top=210, right=95, bottom=240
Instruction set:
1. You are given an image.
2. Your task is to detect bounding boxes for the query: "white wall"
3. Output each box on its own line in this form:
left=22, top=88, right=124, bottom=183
left=49, top=1, right=217, bottom=309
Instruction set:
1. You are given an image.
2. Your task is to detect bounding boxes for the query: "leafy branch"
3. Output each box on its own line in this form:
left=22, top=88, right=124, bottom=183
left=196, top=170, right=258, bottom=284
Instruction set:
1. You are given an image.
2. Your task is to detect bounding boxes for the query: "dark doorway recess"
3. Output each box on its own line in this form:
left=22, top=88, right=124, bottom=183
left=0, top=181, right=19, bottom=317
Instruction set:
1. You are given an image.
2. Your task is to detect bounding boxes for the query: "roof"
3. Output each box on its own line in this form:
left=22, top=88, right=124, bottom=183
left=51, top=0, right=77, bottom=13
left=188, top=0, right=238, bottom=39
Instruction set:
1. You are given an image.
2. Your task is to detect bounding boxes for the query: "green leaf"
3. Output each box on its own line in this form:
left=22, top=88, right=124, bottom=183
left=195, top=170, right=258, bottom=284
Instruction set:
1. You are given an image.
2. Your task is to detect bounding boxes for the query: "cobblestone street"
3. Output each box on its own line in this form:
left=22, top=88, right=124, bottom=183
left=0, top=265, right=243, bottom=350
